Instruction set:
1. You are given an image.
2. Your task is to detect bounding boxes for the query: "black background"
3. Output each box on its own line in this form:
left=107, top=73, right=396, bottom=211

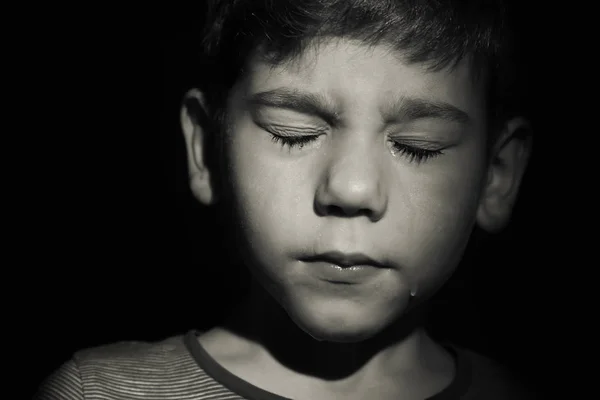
left=21, top=4, right=562, bottom=398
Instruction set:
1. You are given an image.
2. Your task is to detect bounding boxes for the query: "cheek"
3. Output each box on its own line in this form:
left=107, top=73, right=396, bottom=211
left=417, top=139, right=487, bottom=229
left=412, top=180, right=479, bottom=253
left=411, top=168, right=482, bottom=233
left=396, top=151, right=487, bottom=285
left=224, top=122, right=314, bottom=254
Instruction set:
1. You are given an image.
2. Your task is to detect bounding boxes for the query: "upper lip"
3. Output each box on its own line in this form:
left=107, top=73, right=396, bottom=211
left=304, top=251, right=386, bottom=268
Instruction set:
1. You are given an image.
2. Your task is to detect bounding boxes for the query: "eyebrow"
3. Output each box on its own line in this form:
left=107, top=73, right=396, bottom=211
left=247, top=88, right=470, bottom=126
left=381, top=96, right=471, bottom=125
left=247, top=88, right=342, bottom=125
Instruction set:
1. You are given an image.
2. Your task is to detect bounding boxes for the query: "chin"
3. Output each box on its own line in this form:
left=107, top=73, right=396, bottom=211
left=302, top=326, right=380, bottom=343
left=282, top=295, right=407, bottom=344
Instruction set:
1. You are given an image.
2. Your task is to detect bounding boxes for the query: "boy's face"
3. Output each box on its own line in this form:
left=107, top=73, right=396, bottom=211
left=201, top=39, right=497, bottom=342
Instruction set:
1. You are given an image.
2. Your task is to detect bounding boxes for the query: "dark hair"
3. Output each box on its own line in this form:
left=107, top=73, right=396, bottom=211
left=195, top=0, right=528, bottom=133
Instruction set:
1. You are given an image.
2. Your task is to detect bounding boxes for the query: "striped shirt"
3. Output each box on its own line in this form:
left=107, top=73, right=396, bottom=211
left=34, top=330, right=535, bottom=399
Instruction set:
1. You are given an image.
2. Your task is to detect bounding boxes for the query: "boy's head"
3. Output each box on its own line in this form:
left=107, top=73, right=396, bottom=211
left=181, top=0, right=532, bottom=343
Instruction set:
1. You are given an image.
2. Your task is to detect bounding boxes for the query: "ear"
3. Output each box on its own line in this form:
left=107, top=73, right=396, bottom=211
left=476, top=117, right=532, bottom=233
left=180, top=89, right=218, bottom=205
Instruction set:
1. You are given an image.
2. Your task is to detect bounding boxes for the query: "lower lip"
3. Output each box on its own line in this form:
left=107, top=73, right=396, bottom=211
left=308, top=261, right=384, bottom=284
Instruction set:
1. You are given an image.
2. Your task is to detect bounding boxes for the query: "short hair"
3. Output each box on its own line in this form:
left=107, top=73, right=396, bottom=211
left=194, top=0, right=529, bottom=134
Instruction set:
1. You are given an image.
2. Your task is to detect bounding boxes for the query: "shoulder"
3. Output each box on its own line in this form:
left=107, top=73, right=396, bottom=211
left=456, top=346, right=538, bottom=399
left=73, top=334, right=190, bottom=366
left=34, top=334, right=199, bottom=400
left=34, top=358, right=83, bottom=400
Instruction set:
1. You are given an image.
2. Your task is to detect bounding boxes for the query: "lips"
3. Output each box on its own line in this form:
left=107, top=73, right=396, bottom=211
left=302, top=251, right=385, bottom=268
left=300, top=251, right=387, bottom=284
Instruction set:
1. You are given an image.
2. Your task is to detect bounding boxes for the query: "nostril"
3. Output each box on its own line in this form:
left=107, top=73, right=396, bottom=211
left=325, top=205, right=346, bottom=217
left=318, top=203, right=372, bottom=219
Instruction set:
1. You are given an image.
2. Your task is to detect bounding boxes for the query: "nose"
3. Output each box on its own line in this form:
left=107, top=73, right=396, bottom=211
left=314, top=136, right=387, bottom=221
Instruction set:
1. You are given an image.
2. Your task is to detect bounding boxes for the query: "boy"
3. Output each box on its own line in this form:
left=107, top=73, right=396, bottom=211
left=36, top=0, right=534, bottom=399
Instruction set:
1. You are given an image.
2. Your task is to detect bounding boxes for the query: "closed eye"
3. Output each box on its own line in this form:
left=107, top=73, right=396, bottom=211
left=270, top=134, right=320, bottom=150
left=389, top=141, right=443, bottom=163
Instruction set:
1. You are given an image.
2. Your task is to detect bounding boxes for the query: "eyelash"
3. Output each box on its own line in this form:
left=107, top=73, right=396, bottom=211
left=390, top=142, right=443, bottom=163
left=270, top=135, right=318, bottom=150
left=270, top=134, right=442, bottom=163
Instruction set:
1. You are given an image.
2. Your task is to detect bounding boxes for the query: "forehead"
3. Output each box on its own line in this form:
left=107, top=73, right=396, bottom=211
left=235, top=38, right=486, bottom=122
